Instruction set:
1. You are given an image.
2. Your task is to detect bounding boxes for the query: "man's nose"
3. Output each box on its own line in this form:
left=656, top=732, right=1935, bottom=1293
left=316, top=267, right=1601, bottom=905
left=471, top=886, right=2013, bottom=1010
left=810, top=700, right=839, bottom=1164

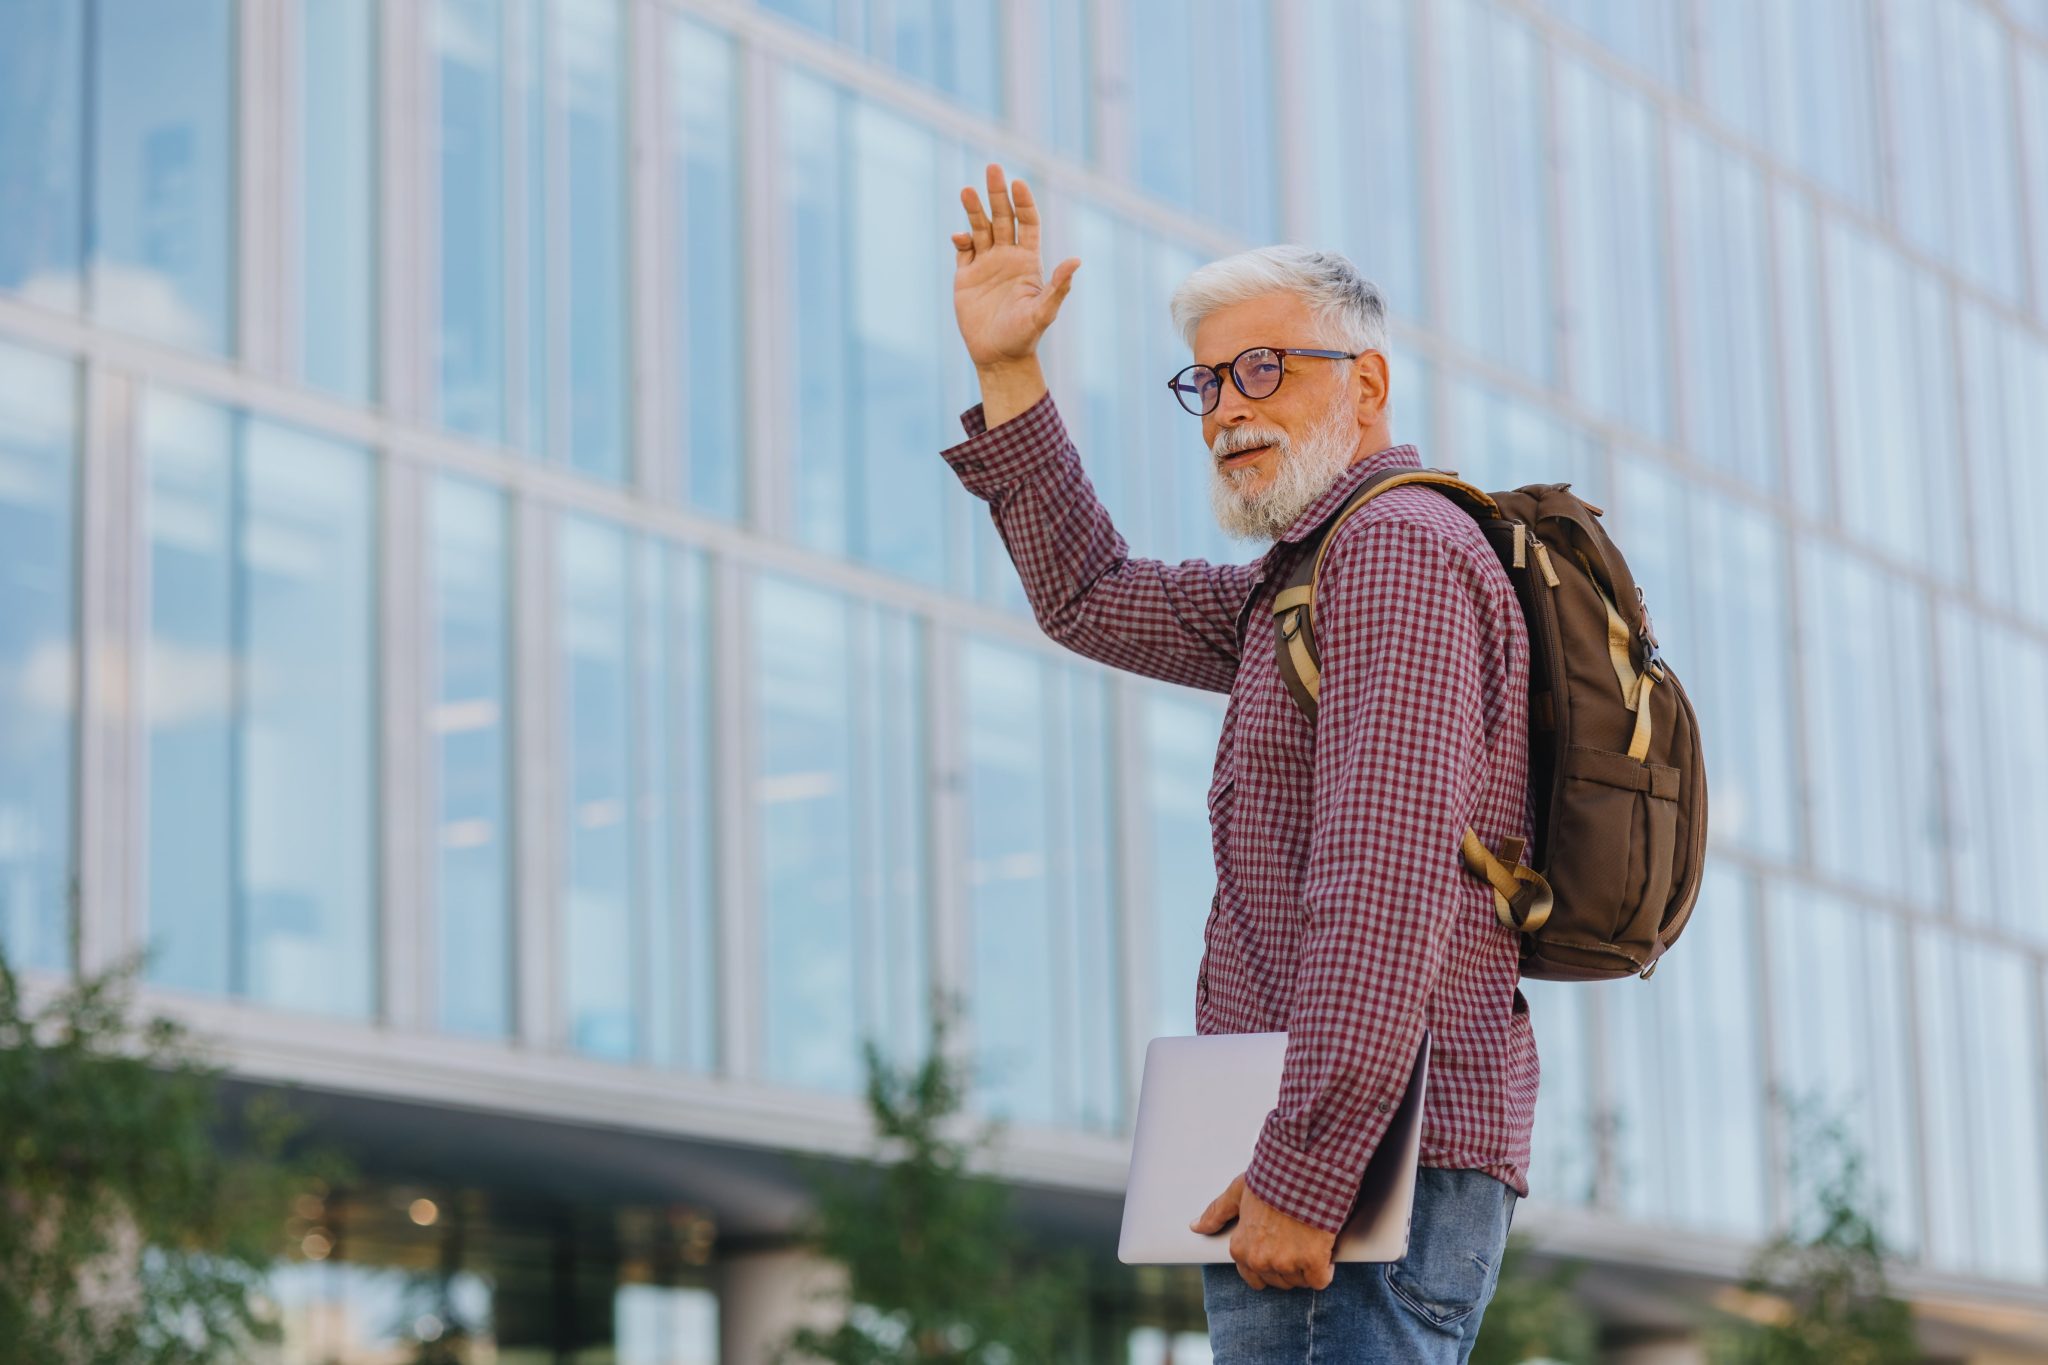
left=1212, top=369, right=1261, bottom=425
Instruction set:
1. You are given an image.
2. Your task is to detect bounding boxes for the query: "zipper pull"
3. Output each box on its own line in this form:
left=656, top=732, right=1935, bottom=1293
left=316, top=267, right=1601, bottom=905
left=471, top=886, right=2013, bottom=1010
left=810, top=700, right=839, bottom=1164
left=1530, top=536, right=1561, bottom=589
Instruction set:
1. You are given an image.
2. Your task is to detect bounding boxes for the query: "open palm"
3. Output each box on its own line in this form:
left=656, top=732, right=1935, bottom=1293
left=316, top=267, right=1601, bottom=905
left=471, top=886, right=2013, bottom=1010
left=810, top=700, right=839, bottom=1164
left=951, top=162, right=1081, bottom=369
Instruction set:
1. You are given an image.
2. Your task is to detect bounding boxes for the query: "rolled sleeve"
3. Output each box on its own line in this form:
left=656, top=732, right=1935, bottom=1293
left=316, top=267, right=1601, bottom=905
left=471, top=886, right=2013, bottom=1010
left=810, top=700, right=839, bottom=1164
left=940, top=393, right=1070, bottom=498
left=1243, top=517, right=1490, bottom=1234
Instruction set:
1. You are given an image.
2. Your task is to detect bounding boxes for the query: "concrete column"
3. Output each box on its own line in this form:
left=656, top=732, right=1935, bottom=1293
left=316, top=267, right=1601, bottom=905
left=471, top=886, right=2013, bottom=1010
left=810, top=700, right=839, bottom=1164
left=718, top=1248, right=848, bottom=1365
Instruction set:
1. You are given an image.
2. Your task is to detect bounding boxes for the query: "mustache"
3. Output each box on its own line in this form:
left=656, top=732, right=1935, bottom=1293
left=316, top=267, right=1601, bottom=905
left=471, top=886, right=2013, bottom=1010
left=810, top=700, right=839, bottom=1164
left=1213, top=429, right=1288, bottom=461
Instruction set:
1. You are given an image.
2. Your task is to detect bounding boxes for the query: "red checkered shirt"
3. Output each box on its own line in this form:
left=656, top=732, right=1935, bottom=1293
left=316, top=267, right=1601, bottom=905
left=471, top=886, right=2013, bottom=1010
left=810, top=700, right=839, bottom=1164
left=941, top=390, right=1539, bottom=1234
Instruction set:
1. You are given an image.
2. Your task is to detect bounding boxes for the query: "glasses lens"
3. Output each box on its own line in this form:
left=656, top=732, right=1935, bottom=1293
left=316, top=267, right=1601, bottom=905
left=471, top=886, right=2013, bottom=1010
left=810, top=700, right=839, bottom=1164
left=1235, top=348, right=1284, bottom=400
left=1172, top=366, right=1221, bottom=415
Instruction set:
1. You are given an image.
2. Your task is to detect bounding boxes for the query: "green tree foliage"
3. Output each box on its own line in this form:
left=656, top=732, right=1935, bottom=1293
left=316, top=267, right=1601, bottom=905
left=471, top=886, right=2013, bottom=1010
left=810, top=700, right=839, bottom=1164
left=0, top=949, right=344, bottom=1364
left=1468, top=1233, right=1598, bottom=1365
left=1712, top=1096, right=1918, bottom=1365
left=779, top=1012, right=1089, bottom=1364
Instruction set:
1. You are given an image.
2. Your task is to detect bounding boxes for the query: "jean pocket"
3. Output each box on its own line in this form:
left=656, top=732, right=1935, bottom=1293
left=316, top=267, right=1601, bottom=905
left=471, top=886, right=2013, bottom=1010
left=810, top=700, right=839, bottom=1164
left=1381, top=1169, right=1511, bottom=1329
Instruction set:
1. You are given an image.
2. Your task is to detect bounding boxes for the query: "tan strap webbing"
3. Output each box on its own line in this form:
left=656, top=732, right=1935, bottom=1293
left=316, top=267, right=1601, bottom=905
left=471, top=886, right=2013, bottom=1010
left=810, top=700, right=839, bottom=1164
left=1460, top=828, right=1554, bottom=933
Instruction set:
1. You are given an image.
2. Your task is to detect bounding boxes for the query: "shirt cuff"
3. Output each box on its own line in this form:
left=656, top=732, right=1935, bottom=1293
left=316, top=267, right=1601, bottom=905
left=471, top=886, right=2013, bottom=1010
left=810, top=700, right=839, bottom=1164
left=939, top=389, right=1072, bottom=498
left=1244, top=1107, right=1395, bottom=1236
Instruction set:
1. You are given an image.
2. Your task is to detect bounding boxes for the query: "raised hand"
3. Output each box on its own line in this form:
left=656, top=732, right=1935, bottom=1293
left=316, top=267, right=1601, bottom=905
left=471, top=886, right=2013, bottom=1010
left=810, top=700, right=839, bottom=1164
left=951, top=162, right=1081, bottom=372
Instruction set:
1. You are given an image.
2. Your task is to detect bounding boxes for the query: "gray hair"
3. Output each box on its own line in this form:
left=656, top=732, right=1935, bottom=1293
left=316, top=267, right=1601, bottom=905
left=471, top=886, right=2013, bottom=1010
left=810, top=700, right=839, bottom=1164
left=1168, top=245, right=1389, bottom=358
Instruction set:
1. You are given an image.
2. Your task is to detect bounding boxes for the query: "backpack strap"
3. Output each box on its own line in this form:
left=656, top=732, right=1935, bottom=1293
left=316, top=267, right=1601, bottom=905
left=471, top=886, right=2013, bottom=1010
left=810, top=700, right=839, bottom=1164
left=1271, top=467, right=1554, bottom=935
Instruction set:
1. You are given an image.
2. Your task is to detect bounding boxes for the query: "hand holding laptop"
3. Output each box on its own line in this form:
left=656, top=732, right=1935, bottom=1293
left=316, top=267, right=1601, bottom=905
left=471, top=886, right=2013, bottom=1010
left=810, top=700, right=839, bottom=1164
left=1118, top=1030, right=1432, bottom=1275
left=1190, top=1170, right=1339, bottom=1291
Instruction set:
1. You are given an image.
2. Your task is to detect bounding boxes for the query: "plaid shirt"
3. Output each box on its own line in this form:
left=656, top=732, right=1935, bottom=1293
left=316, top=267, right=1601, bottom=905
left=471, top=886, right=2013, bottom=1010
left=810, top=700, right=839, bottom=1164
left=941, top=391, right=1538, bottom=1234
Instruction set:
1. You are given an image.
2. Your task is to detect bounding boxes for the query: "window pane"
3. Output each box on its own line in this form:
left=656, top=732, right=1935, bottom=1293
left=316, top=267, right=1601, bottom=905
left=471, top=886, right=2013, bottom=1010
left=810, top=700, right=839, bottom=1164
left=1448, top=379, right=1599, bottom=492
left=0, top=341, right=76, bottom=973
left=1671, top=129, right=1774, bottom=490
left=870, top=0, right=1000, bottom=118
left=1823, top=222, right=1965, bottom=583
left=1958, top=304, right=2048, bottom=626
left=1535, top=0, right=1679, bottom=84
left=641, top=544, right=719, bottom=1072
left=1912, top=928, right=2046, bottom=1281
left=753, top=575, right=928, bottom=1090
left=1884, top=0, right=2024, bottom=299
left=299, top=0, right=378, bottom=400
left=779, top=70, right=851, bottom=558
left=560, top=516, right=636, bottom=1059
left=849, top=101, right=948, bottom=583
left=144, top=394, right=235, bottom=996
left=1774, top=191, right=1831, bottom=521
left=669, top=18, right=743, bottom=520
left=1652, top=866, right=1767, bottom=1236
left=1694, top=0, right=1767, bottom=143
left=145, top=396, right=379, bottom=1017
left=430, top=476, right=512, bottom=1039
left=0, top=0, right=86, bottom=312
left=1141, top=688, right=1222, bottom=1042
left=1521, top=977, right=1595, bottom=1206
left=1768, top=887, right=1918, bottom=1257
left=1689, top=489, right=1798, bottom=863
left=1798, top=543, right=1943, bottom=910
left=1036, top=0, right=1093, bottom=163
left=1760, top=0, right=1880, bottom=208
left=963, top=639, right=1120, bottom=1130
left=1300, top=0, right=1423, bottom=320
left=432, top=0, right=627, bottom=475
left=557, top=0, right=628, bottom=480
left=1435, top=0, right=1553, bottom=383
left=434, top=0, right=507, bottom=441
left=1127, top=0, right=1277, bottom=242
left=755, top=575, right=855, bottom=1090
left=241, top=421, right=379, bottom=1016
left=1558, top=57, right=1671, bottom=440
left=92, top=0, right=235, bottom=353
left=2023, top=49, right=2048, bottom=328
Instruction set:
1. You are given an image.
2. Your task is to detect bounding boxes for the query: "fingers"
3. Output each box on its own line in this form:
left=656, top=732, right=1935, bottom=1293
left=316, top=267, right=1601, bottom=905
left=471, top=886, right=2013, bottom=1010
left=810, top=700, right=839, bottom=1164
left=1012, top=175, right=1040, bottom=252
left=961, top=186, right=993, bottom=254
left=1190, top=1186, right=1239, bottom=1235
left=986, top=163, right=1016, bottom=245
left=1035, top=256, right=1080, bottom=329
left=952, top=231, right=973, bottom=266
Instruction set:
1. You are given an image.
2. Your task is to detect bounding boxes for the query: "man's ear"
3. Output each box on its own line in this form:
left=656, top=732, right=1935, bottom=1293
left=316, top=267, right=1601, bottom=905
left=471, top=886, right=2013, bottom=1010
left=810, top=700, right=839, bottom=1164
left=1354, top=350, right=1390, bottom=426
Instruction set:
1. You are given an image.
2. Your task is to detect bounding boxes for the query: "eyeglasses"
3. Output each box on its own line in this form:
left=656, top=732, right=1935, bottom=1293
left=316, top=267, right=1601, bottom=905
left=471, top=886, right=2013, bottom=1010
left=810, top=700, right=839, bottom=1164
left=1166, top=346, right=1360, bottom=416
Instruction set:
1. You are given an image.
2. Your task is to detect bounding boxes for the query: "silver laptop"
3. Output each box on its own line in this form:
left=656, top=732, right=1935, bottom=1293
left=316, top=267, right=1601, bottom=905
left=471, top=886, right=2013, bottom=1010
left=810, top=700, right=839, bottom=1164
left=1118, top=1029, right=1430, bottom=1264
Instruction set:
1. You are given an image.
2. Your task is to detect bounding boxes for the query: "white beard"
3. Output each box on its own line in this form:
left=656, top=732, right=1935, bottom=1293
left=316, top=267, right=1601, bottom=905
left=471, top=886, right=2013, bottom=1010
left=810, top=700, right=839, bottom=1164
left=1208, top=391, right=1361, bottom=543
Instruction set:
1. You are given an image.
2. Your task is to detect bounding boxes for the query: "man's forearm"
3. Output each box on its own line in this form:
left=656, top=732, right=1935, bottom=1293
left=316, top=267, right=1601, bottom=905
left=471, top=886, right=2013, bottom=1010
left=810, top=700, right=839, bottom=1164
left=975, top=355, right=1049, bottom=429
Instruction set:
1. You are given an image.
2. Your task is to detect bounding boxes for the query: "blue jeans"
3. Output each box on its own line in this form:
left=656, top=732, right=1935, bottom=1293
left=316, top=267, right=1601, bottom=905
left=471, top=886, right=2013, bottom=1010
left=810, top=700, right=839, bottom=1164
left=1201, top=1167, right=1518, bottom=1363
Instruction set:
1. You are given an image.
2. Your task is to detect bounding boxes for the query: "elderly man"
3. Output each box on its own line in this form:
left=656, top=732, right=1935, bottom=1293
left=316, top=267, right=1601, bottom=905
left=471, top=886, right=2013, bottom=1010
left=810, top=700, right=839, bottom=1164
left=941, top=164, right=1536, bottom=1362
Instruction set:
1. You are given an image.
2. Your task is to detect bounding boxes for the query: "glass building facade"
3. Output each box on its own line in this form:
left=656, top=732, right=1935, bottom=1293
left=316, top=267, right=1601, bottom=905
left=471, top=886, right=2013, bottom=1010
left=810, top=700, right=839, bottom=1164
left=3, top=0, right=2047, bottom=1357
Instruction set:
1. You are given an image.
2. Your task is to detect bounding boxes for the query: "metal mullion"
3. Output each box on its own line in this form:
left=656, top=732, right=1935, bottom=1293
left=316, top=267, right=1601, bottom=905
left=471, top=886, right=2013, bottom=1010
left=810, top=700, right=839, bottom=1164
left=503, top=0, right=531, bottom=454
left=543, top=0, right=573, bottom=469
left=237, top=0, right=284, bottom=374
left=738, top=43, right=784, bottom=538
left=1109, top=676, right=1151, bottom=1123
left=511, top=497, right=559, bottom=1050
left=379, top=453, right=428, bottom=1032
left=924, top=622, right=972, bottom=1081
left=1044, top=666, right=1078, bottom=1126
left=848, top=604, right=881, bottom=1059
left=631, top=0, right=671, bottom=505
left=710, top=557, right=759, bottom=1078
left=381, top=0, right=426, bottom=421
left=1750, top=873, right=1788, bottom=1236
left=76, top=362, right=140, bottom=978
left=276, top=0, right=307, bottom=382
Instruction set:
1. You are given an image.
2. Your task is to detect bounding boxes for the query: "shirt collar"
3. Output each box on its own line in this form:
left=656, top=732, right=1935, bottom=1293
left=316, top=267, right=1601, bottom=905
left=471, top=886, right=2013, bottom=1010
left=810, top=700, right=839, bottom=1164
left=1267, top=443, right=1425, bottom=551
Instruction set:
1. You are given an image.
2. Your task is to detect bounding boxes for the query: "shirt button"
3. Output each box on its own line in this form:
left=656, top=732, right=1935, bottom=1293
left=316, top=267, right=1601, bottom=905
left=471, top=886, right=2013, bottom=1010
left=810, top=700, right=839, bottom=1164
left=1376, top=1100, right=1391, bottom=1114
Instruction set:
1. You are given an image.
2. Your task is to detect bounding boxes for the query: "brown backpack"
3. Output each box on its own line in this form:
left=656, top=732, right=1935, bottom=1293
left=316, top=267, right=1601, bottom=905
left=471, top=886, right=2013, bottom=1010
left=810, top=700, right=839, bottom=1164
left=1271, top=468, right=1708, bottom=983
